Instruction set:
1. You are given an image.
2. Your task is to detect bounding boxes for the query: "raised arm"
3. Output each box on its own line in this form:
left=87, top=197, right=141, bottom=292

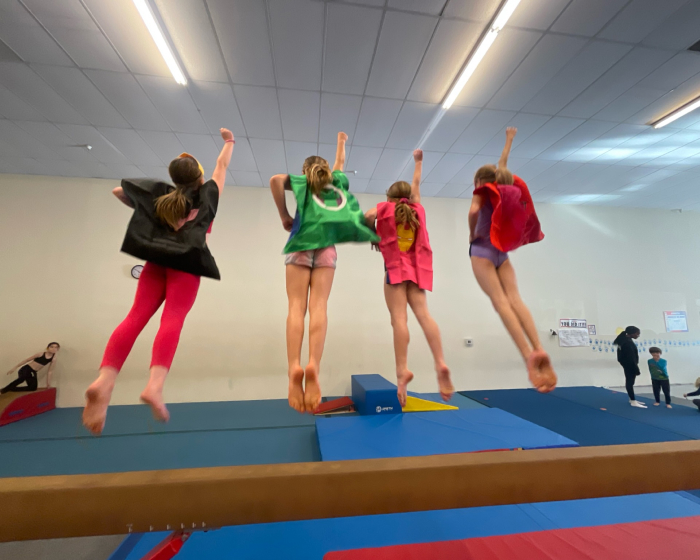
left=468, top=193, right=485, bottom=243
left=498, top=127, right=517, bottom=172
left=211, top=128, right=235, bottom=195
left=364, top=206, right=377, bottom=230
left=333, top=132, right=348, bottom=172
left=112, top=187, right=134, bottom=208
left=411, top=149, right=423, bottom=203
left=270, top=174, right=294, bottom=231
left=6, top=354, right=40, bottom=375
left=46, top=355, right=57, bottom=388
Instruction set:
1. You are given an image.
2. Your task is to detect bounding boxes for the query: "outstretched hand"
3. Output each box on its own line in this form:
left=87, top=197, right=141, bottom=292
left=413, top=149, right=423, bottom=162
left=220, top=128, right=234, bottom=142
left=338, top=131, right=348, bottom=143
left=505, top=127, right=517, bottom=139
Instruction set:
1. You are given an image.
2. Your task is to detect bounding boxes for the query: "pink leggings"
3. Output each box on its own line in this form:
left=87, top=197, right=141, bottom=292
left=100, top=262, right=200, bottom=371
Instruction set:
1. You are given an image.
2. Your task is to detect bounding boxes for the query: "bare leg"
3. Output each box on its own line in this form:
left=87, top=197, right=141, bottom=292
left=497, top=260, right=557, bottom=392
left=407, top=283, right=453, bottom=401
left=385, top=281, right=412, bottom=407
left=83, top=367, right=118, bottom=435
left=140, top=366, right=170, bottom=423
left=305, top=266, right=335, bottom=412
left=471, top=256, right=554, bottom=393
left=286, top=264, right=311, bottom=413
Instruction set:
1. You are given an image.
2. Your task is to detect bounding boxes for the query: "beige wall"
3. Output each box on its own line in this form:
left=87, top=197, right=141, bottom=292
left=1, top=173, right=700, bottom=408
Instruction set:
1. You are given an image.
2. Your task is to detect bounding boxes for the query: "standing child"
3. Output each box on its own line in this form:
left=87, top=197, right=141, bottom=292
left=469, top=128, right=556, bottom=392
left=270, top=132, right=378, bottom=413
left=83, top=128, right=235, bottom=435
left=364, top=149, right=453, bottom=406
left=648, top=347, right=671, bottom=408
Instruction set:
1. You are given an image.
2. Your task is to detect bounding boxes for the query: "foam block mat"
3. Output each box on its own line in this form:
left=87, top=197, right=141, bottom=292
left=461, top=389, right=687, bottom=446
left=315, top=407, right=576, bottom=461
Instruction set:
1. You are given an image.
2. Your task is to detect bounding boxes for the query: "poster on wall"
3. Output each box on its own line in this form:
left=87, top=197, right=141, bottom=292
left=588, top=324, right=596, bottom=335
left=559, top=319, right=589, bottom=347
left=664, top=311, right=688, bottom=333
left=560, top=319, right=587, bottom=328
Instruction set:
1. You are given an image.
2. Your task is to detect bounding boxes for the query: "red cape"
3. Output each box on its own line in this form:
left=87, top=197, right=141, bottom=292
left=473, top=175, right=544, bottom=253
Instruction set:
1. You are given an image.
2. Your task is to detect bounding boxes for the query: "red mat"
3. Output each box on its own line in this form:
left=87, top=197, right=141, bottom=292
left=324, top=515, right=700, bottom=559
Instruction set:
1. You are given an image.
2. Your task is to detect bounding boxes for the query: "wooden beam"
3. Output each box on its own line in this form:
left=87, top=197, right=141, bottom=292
left=2, top=440, right=700, bottom=542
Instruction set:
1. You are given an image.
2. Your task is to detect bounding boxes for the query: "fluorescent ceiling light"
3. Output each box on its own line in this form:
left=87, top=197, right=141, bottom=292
left=132, top=0, right=187, bottom=85
left=442, top=0, right=521, bottom=109
left=652, top=95, right=700, bottom=129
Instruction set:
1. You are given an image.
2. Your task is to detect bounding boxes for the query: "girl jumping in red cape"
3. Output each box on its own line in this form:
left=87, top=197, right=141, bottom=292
left=469, top=128, right=556, bottom=392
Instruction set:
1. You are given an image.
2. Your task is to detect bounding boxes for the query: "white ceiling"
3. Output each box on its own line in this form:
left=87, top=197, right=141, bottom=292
left=2, top=0, right=700, bottom=210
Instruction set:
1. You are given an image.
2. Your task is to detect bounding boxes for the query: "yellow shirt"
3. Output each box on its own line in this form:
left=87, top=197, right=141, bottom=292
left=397, top=223, right=415, bottom=252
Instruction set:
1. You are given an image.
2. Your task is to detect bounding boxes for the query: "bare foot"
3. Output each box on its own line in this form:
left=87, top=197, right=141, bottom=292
left=82, top=376, right=115, bottom=436
left=140, top=386, right=170, bottom=423
left=654, top=402, right=660, bottom=406
left=288, top=365, right=305, bottom=413
left=396, top=369, right=414, bottom=407
left=304, top=362, right=322, bottom=413
left=527, top=350, right=557, bottom=393
left=436, top=362, right=454, bottom=401
left=667, top=404, right=672, bottom=409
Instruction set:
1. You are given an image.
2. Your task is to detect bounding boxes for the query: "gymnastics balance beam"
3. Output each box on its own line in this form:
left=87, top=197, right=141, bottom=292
left=2, top=440, right=699, bottom=542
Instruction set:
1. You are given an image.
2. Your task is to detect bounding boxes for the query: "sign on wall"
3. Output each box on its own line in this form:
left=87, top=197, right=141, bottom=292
left=664, top=311, right=688, bottom=333
left=560, top=319, right=586, bottom=328
left=559, top=318, right=589, bottom=347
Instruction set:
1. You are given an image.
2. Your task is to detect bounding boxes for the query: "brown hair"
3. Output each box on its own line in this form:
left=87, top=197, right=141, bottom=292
left=302, top=156, right=333, bottom=196
left=155, top=156, right=203, bottom=230
left=474, top=164, right=513, bottom=186
left=695, top=377, right=700, bottom=389
left=649, top=347, right=662, bottom=354
left=386, top=181, right=419, bottom=231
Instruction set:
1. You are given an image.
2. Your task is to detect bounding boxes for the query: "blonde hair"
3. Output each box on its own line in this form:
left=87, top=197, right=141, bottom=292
left=386, top=181, right=419, bottom=231
left=474, top=164, right=513, bottom=186
left=302, top=156, right=333, bottom=197
left=155, top=156, right=203, bottom=230
left=695, top=377, right=700, bottom=389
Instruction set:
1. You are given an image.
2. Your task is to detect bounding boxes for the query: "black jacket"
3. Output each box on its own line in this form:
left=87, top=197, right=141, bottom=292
left=614, top=332, right=639, bottom=369
left=120, top=178, right=220, bottom=280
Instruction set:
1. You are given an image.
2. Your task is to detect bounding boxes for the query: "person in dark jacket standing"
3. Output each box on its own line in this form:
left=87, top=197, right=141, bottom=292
left=614, top=326, right=646, bottom=408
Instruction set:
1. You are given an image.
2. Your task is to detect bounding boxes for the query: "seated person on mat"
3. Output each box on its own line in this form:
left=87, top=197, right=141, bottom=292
left=647, top=347, right=671, bottom=409
left=2, top=342, right=59, bottom=394
left=683, top=377, right=700, bottom=412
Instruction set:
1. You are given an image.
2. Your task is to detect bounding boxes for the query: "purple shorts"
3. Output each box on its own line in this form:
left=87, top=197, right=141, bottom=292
left=285, top=245, right=337, bottom=269
left=469, top=239, right=508, bottom=269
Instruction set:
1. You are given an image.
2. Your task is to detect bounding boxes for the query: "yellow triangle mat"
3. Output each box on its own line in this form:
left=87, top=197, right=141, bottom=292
left=402, top=395, right=458, bottom=413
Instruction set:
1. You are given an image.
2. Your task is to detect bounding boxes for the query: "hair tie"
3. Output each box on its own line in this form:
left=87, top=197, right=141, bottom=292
left=399, top=197, right=409, bottom=204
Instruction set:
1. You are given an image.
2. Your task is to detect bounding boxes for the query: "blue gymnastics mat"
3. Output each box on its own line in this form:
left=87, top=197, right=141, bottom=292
left=0, top=425, right=319, bottom=477
left=315, top=407, right=576, bottom=461
left=119, top=493, right=700, bottom=560
left=460, top=389, right=688, bottom=446
left=0, top=399, right=313, bottom=443
left=552, top=387, right=700, bottom=440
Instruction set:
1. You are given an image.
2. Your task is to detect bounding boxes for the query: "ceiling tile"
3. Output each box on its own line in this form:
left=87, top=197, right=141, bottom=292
left=323, top=3, right=382, bottom=95
left=0, top=119, right=58, bottom=160
left=551, top=0, right=628, bottom=36
left=278, top=89, right=320, bottom=143
left=642, top=0, right=700, bottom=50
left=353, top=97, right=403, bottom=147
left=365, top=12, right=437, bottom=99
left=527, top=161, right=581, bottom=191
left=452, top=28, right=542, bottom=108
left=316, top=143, right=338, bottom=166
left=175, top=133, right=219, bottom=171
left=443, top=0, right=501, bottom=21
left=268, top=0, right=323, bottom=91
left=628, top=74, right=700, bottom=126
left=559, top=47, right=675, bottom=119
left=386, top=101, right=439, bottom=149
left=137, top=165, right=169, bottom=179
left=424, top=153, right=471, bottom=183
left=0, top=85, right=45, bottom=121
left=0, top=157, right=44, bottom=175
left=346, top=146, right=383, bottom=178
left=538, top=120, right=618, bottom=161
left=85, top=69, right=170, bottom=131
left=522, top=41, right=632, bottom=116
left=372, top=148, right=412, bottom=180
left=82, top=0, right=170, bottom=77
left=234, top=85, right=283, bottom=140
left=227, top=171, right=264, bottom=187
left=207, top=0, right=275, bottom=86
left=0, top=15, right=73, bottom=65
left=507, top=0, right=569, bottom=30
left=0, top=62, right=87, bottom=124
left=434, top=183, right=468, bottom=198
left=137, top=75, right=209, bottom=134
left=387, top=0, right=446, bottom=15
left=136, top=130, right=184, bottom=166
left=597, top=0, right=689, bottom=44
left=488, top=34, right=588, bottom=112
left=319, top=93, right=362, bottom=144
left=450, top=109, right=515, bottom=154
left=31, top=65, right=129, bottom=128
left=56, top=123, right=130, bottom=164
left=188, top=81, right=246, bottom=136
left=15, top=120, right=99, bottom=162
left=408, top=19, right=480, bottom=104
left=348, top=178, right=369, bottom=193
left=417, top=183, right=447, bottom=197
left=513, top=158, right=557, bottom=181
left=592, top=85, right=667, bottom=123
left=397, top=150, right=443, bottom=181
left=421, top=106, right=479, bottom=152
left=249, top=138, right=287, bottom=178
left=284, top=141, right=317, bottom=174
left=477, top=112, right=551, bottom=156
left=97, top=127, right=162, bottom=166
left=366, top=178, right=389, bottom=194
left=512, top=117, right=585, bottom=159
left=638, top=52, right=700, bottom=91
left=227, top=137, right=259, bottom=172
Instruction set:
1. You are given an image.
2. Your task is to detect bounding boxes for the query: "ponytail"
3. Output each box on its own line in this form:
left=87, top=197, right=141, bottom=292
left=495, top=168, right=513, bottom=186
left=154, top=187, right=191, bottom=230
left=303, top=156, right=333, bottom=196
left=386, top=181, right=419, bottom=231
